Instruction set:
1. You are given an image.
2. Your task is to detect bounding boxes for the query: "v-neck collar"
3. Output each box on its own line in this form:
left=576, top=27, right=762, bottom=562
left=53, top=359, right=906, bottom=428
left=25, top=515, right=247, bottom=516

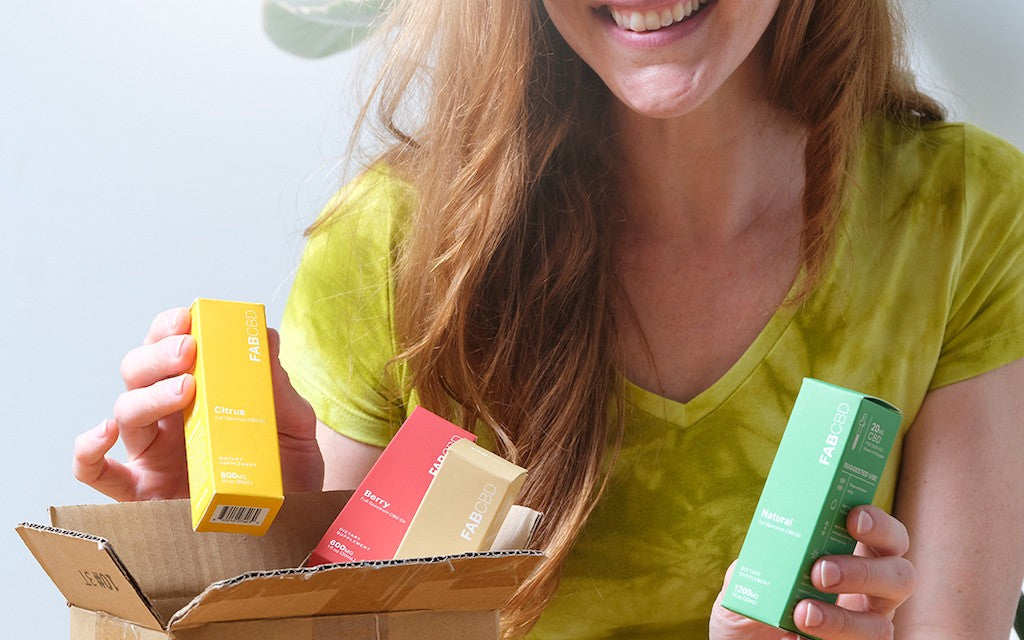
left=619, top=169, right=866, bottom=429
left=622, top=266, right=805, bottom=429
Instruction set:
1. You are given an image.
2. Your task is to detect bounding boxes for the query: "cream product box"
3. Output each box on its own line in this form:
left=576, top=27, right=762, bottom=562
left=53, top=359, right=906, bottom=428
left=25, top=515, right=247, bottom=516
left=308, top=407, right=476, bottom=565
left=722, top=378, right=902, bottom=638
left=395, top=439, right=528, bottom=559
left=182, top=298, right=283, bottom=535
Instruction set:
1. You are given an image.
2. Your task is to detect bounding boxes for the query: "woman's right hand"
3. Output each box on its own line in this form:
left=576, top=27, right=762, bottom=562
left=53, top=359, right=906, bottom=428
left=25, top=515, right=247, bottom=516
left=73, top=306, right=324, bottom=501
left=73, top=307, right=197, bottom=500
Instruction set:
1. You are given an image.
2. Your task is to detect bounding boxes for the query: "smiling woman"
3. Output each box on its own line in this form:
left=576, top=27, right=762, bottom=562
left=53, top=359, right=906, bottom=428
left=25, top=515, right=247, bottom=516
left=272, top=1, right=1022, bottom=638
left=70, top=1, right=1024, bottom=639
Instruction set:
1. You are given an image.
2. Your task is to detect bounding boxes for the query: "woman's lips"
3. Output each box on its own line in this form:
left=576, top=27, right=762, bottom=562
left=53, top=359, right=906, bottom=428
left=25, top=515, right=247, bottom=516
left=603, top=0, right=710, bottom=33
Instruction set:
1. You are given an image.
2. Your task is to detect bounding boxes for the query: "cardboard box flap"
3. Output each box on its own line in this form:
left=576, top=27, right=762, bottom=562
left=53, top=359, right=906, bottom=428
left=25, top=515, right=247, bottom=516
left=169, top=550, right=545, bottom=630
left=47, top=491, right=351, bottom=621
left=16, top=523, right=164, bottom=630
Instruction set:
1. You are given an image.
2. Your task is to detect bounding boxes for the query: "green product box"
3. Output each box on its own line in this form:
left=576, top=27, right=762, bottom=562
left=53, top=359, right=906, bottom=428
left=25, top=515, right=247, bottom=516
left=722, top=378, right=902, bottom=638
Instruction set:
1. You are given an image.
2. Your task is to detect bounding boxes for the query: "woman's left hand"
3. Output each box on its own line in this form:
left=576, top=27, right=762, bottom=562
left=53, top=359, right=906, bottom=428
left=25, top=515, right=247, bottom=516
left=710, top=504, right=916, bottom=640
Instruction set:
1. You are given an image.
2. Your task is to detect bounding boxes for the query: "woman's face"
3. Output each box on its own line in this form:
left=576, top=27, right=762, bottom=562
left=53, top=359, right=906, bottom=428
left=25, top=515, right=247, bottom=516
left=541, top=0, right=782, bottom=119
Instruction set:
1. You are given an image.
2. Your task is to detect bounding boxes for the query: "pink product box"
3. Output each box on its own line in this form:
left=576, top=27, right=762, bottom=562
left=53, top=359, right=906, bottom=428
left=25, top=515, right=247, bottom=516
left=308, top=407, right=476, bottom=565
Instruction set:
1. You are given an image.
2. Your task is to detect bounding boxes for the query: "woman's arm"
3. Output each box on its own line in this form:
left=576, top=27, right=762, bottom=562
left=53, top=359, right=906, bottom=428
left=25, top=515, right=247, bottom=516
left=893, top=357, right=1024, bottom=638
left=317, top=421, right=384, bottom=490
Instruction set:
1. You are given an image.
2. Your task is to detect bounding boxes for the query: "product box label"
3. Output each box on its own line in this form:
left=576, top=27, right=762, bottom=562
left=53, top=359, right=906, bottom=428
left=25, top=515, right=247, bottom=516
left=395, top=438, right=527, bottom=559
left=182, top=298, right=283, bottom=535
left=722, top=378, right=902, bottom=638
left=308, top=407, right=476, bottom=565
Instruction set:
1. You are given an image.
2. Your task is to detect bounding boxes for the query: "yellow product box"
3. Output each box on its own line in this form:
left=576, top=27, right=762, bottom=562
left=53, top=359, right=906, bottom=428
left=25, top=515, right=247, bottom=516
left=182, top=298, right=283, bottom=535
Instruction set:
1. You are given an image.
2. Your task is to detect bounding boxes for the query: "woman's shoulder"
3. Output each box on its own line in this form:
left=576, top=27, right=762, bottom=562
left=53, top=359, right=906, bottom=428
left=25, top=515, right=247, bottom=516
left=342, top=163, right=416, bottom=213
left=309, top=163, right=416, bottom=243
left=855, top=118, right=1023, bottom=235
left=291, top=164, right=417, bottom=289
left=280, top=163, right=415, bottom=445
left=865, top=118, right=1024, bottom=190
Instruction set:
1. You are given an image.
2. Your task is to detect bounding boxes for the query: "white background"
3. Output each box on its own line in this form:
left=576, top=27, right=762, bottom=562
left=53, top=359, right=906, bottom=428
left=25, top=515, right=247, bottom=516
left=2, top=2, right=1022, bottom=638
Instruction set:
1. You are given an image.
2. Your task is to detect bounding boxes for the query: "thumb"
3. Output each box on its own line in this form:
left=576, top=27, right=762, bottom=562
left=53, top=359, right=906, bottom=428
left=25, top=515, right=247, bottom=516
left=710, top=560, right=800, bottom=640
left=713, top=560, right=738, bottom=611
left=267, top=328, right=316, bottom=441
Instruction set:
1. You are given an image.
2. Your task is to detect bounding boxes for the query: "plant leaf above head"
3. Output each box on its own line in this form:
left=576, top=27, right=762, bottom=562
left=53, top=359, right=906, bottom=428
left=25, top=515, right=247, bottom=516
left=262, top=0, right=389, bottom=59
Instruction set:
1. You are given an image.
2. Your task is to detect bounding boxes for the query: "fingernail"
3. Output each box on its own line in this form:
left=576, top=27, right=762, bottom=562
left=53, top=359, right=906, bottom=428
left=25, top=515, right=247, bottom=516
left=168, top=308, right=184, bottom=329
left=804, top=602, right=824, bottom=628
left=174, top=335, right=188, bottom=357
left=173, top=375, right=186, bottom=395
left=820, top=560, right=841, bottom=588
left=95, top=420, right=110, bottom=439
left=856, top=510, right=874, bottom=535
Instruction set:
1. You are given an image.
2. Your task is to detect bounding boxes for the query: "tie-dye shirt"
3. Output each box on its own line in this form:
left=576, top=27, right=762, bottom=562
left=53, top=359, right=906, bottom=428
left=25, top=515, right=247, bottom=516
left=280, top=119, right=1024, bottom=639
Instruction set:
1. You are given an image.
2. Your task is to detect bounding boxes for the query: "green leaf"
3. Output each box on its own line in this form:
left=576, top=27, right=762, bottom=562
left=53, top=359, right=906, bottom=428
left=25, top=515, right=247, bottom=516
left=262, top=0, right=388, bottom=59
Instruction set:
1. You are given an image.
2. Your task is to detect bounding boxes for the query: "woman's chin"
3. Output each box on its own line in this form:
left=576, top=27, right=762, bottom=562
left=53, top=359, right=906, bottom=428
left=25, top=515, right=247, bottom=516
left=613, top=89, right=703, bottom=120
left=608, top=72, right=709, bottom=120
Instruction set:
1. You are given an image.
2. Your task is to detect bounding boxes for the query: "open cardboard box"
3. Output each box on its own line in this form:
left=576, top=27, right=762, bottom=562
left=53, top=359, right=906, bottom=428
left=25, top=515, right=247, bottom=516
left=17, top=490, right=544, bottom=639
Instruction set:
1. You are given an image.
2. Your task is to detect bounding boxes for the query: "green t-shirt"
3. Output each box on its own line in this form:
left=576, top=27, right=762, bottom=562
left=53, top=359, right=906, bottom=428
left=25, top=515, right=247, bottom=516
left=279, top=120, right=1024, bottom=639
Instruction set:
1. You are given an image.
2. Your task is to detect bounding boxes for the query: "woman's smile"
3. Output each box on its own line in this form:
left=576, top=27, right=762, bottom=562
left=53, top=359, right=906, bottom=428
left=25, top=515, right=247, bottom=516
left=545, top=0, right=775, bottom=117
left=602, top=0, right=712, bottom=33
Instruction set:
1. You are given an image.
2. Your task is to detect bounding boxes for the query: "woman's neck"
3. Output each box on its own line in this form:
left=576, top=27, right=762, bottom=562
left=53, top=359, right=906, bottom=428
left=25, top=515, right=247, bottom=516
left=611, top=54, right=807, bottom=250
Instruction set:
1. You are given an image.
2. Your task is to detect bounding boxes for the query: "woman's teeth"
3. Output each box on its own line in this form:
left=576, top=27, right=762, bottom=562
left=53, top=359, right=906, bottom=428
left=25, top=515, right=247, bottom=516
left=608, top=0, right=708, bottom=33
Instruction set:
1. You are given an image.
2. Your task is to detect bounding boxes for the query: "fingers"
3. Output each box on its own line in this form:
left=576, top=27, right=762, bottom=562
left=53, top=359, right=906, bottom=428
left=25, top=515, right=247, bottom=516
left=143, top=307, right=191, bottom=346
left=267, top=329, right=316, bottom=442
left=113, top=374, right=195, bottom=457
left=72, top=420, right=117, bottom=483
left=72, top=420, right=138, bottom=501
left=120, top=334, right=195, bottom=390
left=794, top=599, right=894, bottom=640
left=811, top=555, right=915, bottom=613
left=722, top=559, right=737, bottom=584
left=712, top=563, right=793, bottom=640
left=712, top=560, right=736, bottom=611
left=847, top=505, right=909, bottom=558
left=805, top=506, right=915, bottom=619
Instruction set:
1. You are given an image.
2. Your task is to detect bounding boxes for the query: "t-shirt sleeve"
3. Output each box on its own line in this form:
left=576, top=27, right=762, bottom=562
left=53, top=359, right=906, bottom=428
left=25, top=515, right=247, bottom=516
left=930, top=126, right=1024, bottom=388
left=278, top=167, right=412, bottom=447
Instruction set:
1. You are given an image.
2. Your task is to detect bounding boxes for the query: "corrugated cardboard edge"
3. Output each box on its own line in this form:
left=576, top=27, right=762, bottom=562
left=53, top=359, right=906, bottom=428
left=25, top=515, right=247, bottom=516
left=17, top=522, right=165, bottom=629
left=168, top=550, right=545, bottom=630
left=20, top=493, right=545, bottom=635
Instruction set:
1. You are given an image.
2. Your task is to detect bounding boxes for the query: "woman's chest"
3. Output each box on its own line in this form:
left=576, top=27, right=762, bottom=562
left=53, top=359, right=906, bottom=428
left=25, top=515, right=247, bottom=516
left=615, top=243, right=801, bottom=405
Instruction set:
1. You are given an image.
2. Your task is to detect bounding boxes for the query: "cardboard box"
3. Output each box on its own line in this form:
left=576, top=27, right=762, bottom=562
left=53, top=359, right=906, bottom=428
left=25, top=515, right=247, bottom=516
left=183, top=298, right=283, bottom=535
left=17, top=491, right=543, bottom=639
left=722, top=378, right=901, bottom=637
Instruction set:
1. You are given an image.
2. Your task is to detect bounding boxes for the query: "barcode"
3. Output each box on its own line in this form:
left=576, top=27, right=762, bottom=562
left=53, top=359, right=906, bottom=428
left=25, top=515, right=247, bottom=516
left=210, top=505, right=269, bottom=526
